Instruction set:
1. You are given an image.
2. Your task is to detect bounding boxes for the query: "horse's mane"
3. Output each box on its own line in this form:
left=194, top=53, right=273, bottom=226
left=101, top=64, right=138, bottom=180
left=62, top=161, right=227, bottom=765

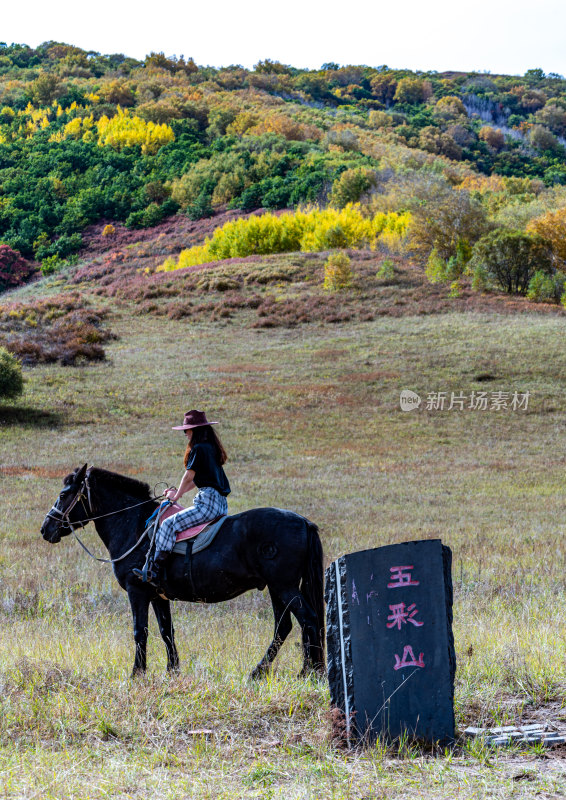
left=65, top=466, right=152, bottom=500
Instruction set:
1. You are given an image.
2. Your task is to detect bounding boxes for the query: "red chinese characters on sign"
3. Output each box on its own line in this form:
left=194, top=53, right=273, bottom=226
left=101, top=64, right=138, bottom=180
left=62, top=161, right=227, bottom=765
left=387, top=565, right=419, bottom=588
left=387, top=565, right=425, bottom=671
left=386, top=602, right=424, bottom=630
left=393, top=645, right=425, bottom=671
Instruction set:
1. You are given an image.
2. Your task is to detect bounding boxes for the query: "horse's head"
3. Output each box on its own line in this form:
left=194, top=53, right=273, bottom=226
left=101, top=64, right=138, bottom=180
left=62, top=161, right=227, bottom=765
left=41, top=463, right=89, bottom=543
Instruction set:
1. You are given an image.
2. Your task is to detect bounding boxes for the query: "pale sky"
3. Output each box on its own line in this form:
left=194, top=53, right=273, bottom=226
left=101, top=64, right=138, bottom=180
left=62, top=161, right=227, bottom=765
left=3, top=0, right=566, bottom=77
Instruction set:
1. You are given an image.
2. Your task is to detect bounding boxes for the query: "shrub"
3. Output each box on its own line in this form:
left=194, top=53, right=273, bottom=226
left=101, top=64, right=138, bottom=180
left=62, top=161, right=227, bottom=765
left=425, top=249, right=448, bottom=283
left=0, top=347, right=23, bottom=399
left=323, top=252, right=352, bottom=291
left=40, top=255, right=64, bottom=276
left=187, top=194, right=214, bottom=221
left=377, top=258, right=395, bottom=279
left=470, top=229, right=553, bottom=294
left=102, top=224, right=116, bottom=237
left=0, top=245, right=35, bottom=292
left=471, top=263, right=491, bottom=292
left=527, top=269, right=566, bottom=303
left=160, top=206, right=410, bottom=271
left=330, top=168, right=378, bottom=208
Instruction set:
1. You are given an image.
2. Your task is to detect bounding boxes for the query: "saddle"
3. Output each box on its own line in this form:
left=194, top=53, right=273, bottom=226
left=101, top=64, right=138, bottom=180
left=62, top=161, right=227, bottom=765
left=157, top=502, right=227, bottom=555
left=155, top=503, right=228, bottom=600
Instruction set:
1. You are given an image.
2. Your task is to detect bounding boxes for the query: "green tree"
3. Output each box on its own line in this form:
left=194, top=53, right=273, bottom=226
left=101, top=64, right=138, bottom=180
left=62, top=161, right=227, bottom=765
left=470, top=229, right=552, bottom=294
left=330, top=167, right=378, bottom=207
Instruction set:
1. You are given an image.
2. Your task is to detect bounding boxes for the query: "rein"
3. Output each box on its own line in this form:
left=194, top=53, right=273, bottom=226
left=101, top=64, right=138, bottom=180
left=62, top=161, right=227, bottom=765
left=46, top=471, right=168, bottom=565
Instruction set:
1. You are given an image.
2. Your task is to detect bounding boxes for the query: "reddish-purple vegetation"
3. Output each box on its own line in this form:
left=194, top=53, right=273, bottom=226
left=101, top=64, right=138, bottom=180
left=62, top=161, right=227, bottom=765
left=0, top=294, right=114, bottom=365
left=75, top=207, right=270, bottom=283
left=0, top=245, right=36, bottom=293
left=68, top=220, right=566, bottom=330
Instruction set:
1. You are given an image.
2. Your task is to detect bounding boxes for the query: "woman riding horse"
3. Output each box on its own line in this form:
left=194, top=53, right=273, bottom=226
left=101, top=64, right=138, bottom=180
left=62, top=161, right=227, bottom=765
left=135, top=410, right=230, bottom=587
left=40, top=464, right=325, bottom=678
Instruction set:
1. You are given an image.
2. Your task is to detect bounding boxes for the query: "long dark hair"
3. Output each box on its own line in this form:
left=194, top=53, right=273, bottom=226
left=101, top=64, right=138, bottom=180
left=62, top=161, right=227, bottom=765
left=184, top=425, right=228, bottom=468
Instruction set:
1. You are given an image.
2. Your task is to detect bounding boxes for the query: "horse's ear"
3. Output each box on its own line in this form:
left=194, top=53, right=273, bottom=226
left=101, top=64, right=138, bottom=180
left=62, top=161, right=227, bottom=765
left=75, top=463, right=88, bottom=483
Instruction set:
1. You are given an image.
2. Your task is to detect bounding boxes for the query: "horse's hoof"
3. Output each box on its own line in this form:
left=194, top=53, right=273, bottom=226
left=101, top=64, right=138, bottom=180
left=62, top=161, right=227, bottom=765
left=250, top=665, right=269, bottom=681
left=131, top=667, right=146, bottom=678
left=298, top=664, right=325, bottom=680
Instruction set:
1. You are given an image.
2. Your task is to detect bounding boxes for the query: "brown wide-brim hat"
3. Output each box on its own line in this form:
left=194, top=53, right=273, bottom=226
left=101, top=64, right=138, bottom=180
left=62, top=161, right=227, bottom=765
left=172, top=409, right=219, bottom=430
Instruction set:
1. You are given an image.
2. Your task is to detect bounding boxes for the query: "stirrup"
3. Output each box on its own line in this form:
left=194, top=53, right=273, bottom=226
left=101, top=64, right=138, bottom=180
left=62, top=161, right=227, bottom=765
left=133, top=566, right=158, bottom=585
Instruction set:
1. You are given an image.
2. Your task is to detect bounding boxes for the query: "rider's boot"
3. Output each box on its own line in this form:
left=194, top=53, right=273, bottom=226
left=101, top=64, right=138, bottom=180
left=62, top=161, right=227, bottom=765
left=133, top=551, right=168, bottom=588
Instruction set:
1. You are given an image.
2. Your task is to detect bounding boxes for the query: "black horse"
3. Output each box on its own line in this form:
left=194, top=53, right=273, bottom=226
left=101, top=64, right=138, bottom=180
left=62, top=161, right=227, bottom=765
left=40, top=464, right=325, bottom=678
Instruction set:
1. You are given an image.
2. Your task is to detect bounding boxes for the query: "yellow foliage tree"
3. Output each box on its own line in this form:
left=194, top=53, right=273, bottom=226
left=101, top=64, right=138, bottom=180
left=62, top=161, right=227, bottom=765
left=527, top=207, right=566, bottom=264
left=96, top=108, right=174, bottom=154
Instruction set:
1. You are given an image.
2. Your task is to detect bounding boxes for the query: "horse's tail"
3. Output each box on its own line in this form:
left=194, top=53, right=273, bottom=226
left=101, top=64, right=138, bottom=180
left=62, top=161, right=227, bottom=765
left=301, top=519, right=325, bottom=670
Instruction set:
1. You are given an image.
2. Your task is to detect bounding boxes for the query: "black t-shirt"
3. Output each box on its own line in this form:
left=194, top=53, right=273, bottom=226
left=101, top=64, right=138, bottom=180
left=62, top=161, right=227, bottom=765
left=185, top=442, right=231, bottom=496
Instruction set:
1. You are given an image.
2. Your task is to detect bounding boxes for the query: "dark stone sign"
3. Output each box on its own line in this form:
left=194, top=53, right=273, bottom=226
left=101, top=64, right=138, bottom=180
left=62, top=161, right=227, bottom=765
left=325, top=539, right=456, bottom=745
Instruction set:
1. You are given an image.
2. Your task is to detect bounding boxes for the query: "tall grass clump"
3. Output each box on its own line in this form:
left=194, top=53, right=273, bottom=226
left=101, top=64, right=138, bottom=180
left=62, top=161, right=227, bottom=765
left=159, top=205, right=411, bottom=271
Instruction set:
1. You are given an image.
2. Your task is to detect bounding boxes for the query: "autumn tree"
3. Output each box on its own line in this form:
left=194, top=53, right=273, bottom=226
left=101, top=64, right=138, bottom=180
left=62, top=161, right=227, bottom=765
left=30, top=72, right=62, bottom=105
left=434, top=96, right=467, bottom=118
left=529, top=124, right=560, bottom=152
left=409, top=182, right=488, bottom=261
left=393, top=77, right=432, bottom=105
left=0, top=245, right=35, bottom=292
left=368, top=110, right=393, bottom=128
left=479, top=126, right=505, bottom=150
left=418, top=126, right=463, bottom=159
left=369, top=74, right=397, bottom=105
left=519, top=89, right=547, bottom=111
left=98, top=80, right=136, bottom=106
left=527, top=207, right=566, bottom=265
left=534, top=103, right=566, bottom=136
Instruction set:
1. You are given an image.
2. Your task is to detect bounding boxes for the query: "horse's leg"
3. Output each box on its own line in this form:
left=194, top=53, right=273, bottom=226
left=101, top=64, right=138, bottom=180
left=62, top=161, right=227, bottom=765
left=127, top=586, right=150, bottom=676
left=278, top=589, right=321, bottom=677
left=250, top=589, right=293, bottom=680
left=151, top=596, right=180, bottom=673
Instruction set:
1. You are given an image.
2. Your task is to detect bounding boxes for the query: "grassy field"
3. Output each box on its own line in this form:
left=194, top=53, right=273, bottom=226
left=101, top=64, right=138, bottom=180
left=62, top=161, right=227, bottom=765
left=1, top=269, right=566, bottom=797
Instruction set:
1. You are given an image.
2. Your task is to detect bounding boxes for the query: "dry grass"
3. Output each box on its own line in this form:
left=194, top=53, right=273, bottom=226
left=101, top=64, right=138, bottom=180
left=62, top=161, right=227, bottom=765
left=1, top=297, right=566, bottom=797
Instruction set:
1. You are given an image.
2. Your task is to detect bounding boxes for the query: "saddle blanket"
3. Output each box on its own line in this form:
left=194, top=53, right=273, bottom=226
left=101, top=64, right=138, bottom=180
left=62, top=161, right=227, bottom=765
left=171, top=515, right=228, bottom=555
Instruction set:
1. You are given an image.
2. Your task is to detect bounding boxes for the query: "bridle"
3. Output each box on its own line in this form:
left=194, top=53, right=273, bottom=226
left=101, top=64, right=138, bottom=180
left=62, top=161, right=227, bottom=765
left=45, top=470, right=167, bottom=564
